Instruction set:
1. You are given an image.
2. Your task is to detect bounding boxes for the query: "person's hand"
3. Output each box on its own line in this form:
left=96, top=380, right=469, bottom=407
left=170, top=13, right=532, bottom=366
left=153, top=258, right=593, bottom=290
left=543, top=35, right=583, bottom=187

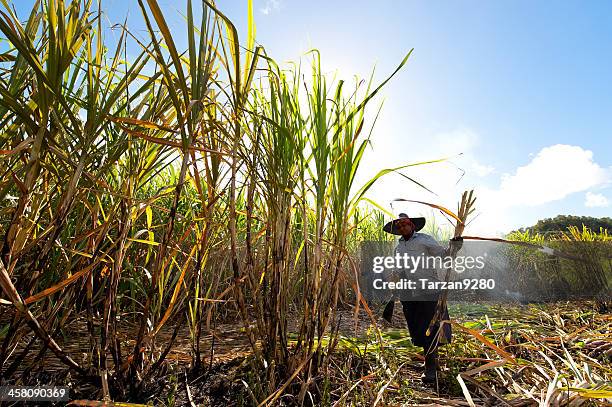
left=450, top=236, right=463, bottom=251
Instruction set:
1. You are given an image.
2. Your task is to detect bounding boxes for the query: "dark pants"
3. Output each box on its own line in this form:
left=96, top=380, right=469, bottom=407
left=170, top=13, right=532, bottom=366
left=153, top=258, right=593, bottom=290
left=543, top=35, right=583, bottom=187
left=401, top=300, right=452, bottom=353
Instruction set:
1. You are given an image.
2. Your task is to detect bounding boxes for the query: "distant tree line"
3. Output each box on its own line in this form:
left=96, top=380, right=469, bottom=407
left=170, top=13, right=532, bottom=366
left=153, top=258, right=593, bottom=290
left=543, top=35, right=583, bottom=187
left=516, top=215, right=612, bottom=235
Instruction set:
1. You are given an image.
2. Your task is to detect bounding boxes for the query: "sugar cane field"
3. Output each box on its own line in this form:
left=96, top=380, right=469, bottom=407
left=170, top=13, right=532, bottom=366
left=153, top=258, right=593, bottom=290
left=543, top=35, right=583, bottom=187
left=0, top=1, right=610, bottom=406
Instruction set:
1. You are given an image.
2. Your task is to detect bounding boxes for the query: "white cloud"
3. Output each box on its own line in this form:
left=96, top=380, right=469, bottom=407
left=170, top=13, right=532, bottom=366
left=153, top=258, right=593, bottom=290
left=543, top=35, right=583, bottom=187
left=585, top=191, right=609, bottom=208
left=429, top=128, right=495, bottom=178
left=471, top=161, right=495, bottom=177
left=260, top=0, right=280, bottom=15
left=486, top=144, right=611, bottom=207
left=470, top=144, right=611, bottom=235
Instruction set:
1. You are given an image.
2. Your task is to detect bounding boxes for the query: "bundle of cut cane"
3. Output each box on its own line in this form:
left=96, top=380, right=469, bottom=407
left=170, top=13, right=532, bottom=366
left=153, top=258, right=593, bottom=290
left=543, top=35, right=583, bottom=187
left=426, top=189, right=476, bottom=337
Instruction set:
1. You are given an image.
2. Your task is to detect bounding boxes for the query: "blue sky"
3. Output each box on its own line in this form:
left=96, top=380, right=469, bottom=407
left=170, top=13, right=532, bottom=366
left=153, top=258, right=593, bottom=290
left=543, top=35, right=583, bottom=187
left=11, top=1, right=612, bottom=234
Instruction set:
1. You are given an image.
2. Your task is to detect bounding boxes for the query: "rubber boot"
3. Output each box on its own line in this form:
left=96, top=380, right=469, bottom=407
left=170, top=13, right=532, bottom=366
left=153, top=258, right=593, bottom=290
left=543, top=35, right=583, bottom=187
left=421, top=350, right=438, bottom=384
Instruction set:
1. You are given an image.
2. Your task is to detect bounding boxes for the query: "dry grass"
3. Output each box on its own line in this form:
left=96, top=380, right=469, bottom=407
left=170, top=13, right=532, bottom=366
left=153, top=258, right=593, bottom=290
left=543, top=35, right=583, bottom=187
left=2, top=301, right=608, bottom=406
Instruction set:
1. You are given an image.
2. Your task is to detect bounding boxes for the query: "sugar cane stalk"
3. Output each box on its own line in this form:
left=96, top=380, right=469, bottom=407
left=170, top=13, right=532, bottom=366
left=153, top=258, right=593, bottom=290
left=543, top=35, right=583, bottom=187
left=426, top=190, right=476, bottom=338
